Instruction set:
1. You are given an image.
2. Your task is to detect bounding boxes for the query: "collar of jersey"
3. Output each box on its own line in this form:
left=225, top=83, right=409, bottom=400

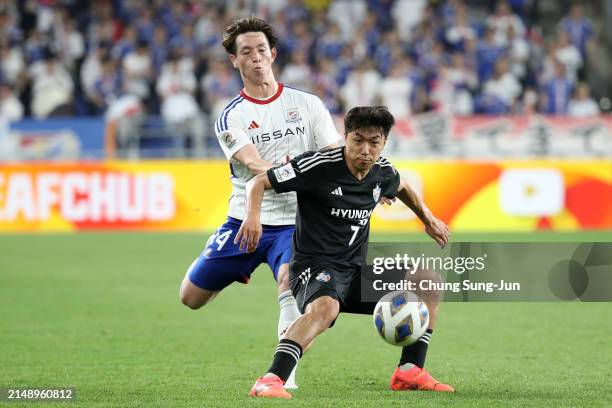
left=240, top=83, right=284, bottom=104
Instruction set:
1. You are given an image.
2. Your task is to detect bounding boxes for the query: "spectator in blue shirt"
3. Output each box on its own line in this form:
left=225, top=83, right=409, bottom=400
left=315, top=23, right=345, bottom=61
left=374, top=31, right=405, bottom=76
left=150, top=26, right=169, bottom=76
left=111, top=26, right=137, bottom=61
left=541, top=62, right=574, bottom=114
left=476, top=27, right=507, bottom=83
left=284, top=21, right=314, bottom=57
left=445, top=6, right=478, bottom=52
left=362, top=11, right=382, bottom=58
left=135, top=8, right=156, bottom=41
left=92, top=56, right=122, bottom=113
left=169, top=23, right=201, bottom=62
left=559, top=3, right=593, bottom=58
left=366, top=0, right=394, bottom=31
left=282, top=0, right=310, bottom=25
left=0, top=11, right=23, bottom=46
left=23, top=30, right=47, bottom=64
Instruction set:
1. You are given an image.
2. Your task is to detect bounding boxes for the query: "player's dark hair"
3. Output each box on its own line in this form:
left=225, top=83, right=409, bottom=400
left=222, top=17, right=278, bottom=55
left=344, top=106, right=395, bottom=139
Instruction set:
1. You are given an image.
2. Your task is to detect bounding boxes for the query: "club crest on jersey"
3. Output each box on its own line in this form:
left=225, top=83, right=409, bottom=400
left=221, top=131, right=236, bottom=149
left=315, top=272, right=331, bottom=283
left=286, top=109, right=301, bottom=123
left=373, top=183, right=381, bottom=202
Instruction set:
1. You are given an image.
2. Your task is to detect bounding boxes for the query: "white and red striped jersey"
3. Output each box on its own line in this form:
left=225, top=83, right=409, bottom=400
left=215, top=83, right=340, bottom=225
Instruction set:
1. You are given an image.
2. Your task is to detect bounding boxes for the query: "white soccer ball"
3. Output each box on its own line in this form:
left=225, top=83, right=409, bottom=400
left=373, top=291, right=429, bottom=347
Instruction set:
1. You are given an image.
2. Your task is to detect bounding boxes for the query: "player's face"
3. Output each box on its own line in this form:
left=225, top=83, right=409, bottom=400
left=229, top=32, right=277, bottom=83
left=344, top=128, right=387, bottom=172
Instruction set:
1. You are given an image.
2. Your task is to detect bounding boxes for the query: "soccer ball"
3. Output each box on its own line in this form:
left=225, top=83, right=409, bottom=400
left=373, top=291, right=429, bottom=347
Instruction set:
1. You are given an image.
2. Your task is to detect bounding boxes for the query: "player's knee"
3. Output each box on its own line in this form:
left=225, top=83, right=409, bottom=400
left=424, top=269, right=444, bottom=303
left=179, top=281, right=214, bottom=310
left=412, top=269, right=444, bottom=304
left=180, top=292, right=206, bottom=310
left=308, top=296, right=340, bottom=327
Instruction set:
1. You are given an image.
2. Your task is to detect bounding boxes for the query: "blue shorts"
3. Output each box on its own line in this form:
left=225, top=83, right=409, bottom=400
left=188, top=217, right=294, bottom=291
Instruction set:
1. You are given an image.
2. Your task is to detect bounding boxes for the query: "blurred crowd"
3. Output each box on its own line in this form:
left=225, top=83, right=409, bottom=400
left=0, top=0, right=607, bottom=128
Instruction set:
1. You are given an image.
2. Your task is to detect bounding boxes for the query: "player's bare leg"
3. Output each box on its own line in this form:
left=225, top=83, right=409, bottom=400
left=275, top=263, right=301, bottom=389
left=284, top=295, right=339, bottom=346
left=391, top=268, right=454, bottom=392
left=250, top=296, right=339, bottom=398
left=412, top=268, right=442, bottom=329
left=179, top=260, right=218, bottom=309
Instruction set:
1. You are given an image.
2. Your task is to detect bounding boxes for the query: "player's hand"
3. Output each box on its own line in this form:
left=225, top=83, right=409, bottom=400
left=424, top=217, right=450, bottom=248
left=234, top=216, right=262, bottom=253
left=379, top=197, right=396, bottom=206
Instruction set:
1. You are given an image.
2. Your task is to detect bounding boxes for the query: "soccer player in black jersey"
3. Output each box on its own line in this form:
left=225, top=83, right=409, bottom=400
left=235, top=106, right=454, bottom=398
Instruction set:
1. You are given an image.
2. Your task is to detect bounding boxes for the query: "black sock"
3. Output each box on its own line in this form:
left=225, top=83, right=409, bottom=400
left=267, top=339, right=302, bottom=382
left=399, top=329, right=433, bottom=368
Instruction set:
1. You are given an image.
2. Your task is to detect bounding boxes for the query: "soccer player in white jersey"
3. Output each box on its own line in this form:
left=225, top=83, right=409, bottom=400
left=178, top=17, right=340, bottom=388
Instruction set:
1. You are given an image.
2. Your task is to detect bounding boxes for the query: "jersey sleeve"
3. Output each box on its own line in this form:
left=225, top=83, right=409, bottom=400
left=309, top=95, right=340, bottom=150
left=215, top=109, right=251, bottom=160
left=381, top=164, right=401, bottom=199
left=267, top=150, right=321, bottom=194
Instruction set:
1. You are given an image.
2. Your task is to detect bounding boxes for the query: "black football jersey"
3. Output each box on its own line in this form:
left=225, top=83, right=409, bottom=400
left=267, top=147, right=400, bottom=267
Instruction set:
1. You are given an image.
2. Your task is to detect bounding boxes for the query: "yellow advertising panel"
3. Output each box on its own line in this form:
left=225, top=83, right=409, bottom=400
left=0, top=161, right=231, bottom=232
left=372, top=160, right=612, bottom=232
left=0, top=160, right=610, bottom=232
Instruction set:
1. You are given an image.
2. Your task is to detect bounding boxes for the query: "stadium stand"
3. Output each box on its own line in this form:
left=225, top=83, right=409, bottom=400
left=0, top=0, right=610, bottom=159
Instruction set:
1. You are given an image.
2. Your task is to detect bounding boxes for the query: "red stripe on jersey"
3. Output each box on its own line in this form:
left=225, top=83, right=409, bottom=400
left=240, top=83, right=284, bottom=105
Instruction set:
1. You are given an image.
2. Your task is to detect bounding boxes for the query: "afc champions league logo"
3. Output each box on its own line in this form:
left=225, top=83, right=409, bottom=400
left=280, top=167, right=292, bottom=179
left=373, top=183, right=381, bottom=202
left=221, top=132, right=236, bottom=149
left=274, top=163, right=297, bottom=182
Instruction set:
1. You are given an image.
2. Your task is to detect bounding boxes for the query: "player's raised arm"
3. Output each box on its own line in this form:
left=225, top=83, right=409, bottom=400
left=234, top=172, right=272, bottom=252
left=396, top=177, right=450, bottom=248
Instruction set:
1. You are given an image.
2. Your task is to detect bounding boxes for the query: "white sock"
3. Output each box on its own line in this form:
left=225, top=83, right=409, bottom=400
left=278, top=290, right=301, bottom=389
left=277, top=290, right=300, bottom=339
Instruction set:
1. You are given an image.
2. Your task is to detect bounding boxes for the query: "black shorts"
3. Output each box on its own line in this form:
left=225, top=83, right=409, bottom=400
left=289, top=260, right=377, bottom=316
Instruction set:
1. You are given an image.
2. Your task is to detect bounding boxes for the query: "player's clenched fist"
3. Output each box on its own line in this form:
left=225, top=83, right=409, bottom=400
left=424, top=216, right=450, bottom=248
left=235, top=217, right=262, bottom=253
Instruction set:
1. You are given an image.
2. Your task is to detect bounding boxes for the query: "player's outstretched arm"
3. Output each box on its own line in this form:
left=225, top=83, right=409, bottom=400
left=396, top=177, right=450, bottom=248
left=233, top=144, right=274, bottom=174
left=234, top=172, right=273, bottom=252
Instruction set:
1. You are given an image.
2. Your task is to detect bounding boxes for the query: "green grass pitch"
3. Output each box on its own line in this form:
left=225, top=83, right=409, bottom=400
left=1, top=231, right=611, bottom=407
